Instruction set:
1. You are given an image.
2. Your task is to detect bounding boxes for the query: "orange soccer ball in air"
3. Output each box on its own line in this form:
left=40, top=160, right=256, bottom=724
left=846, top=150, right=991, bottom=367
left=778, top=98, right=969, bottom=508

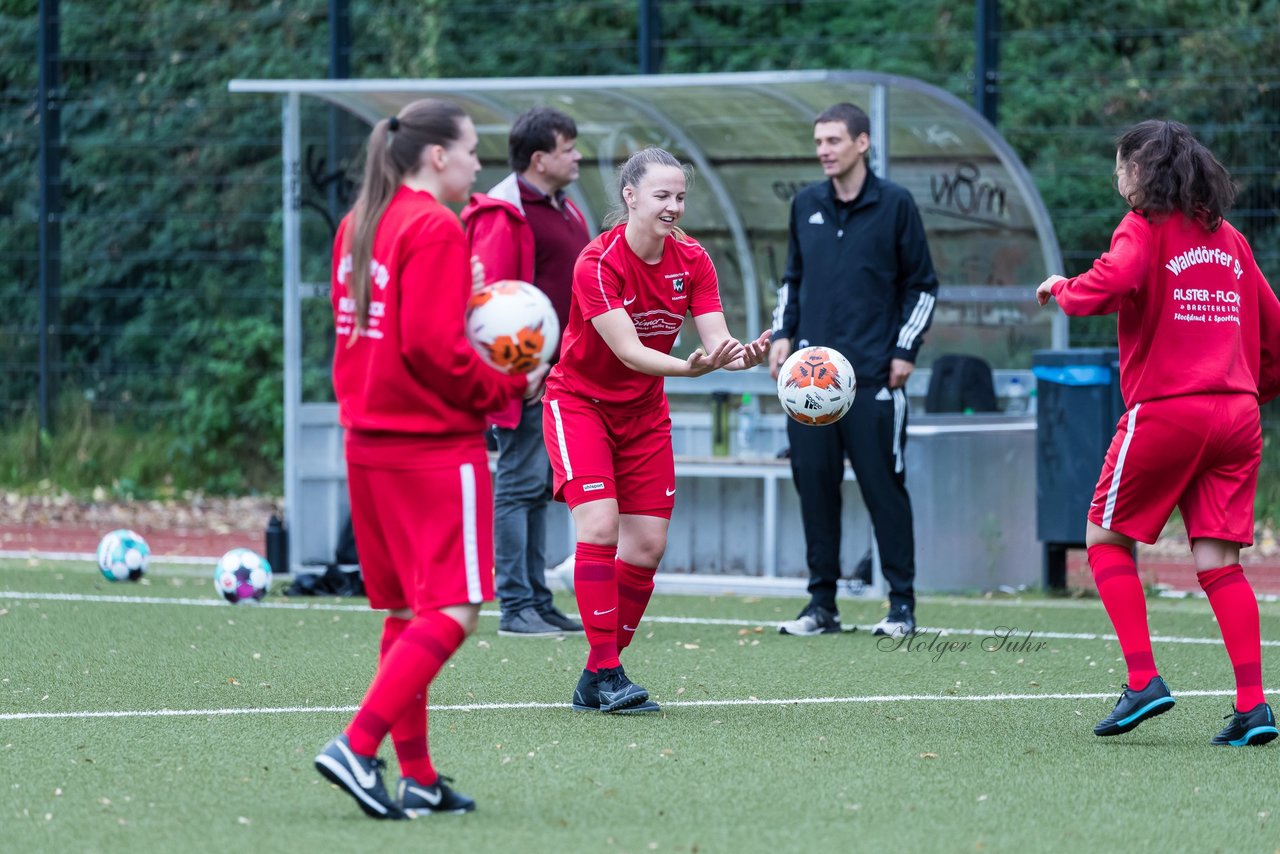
left=776, top=346, right=856, bottom=425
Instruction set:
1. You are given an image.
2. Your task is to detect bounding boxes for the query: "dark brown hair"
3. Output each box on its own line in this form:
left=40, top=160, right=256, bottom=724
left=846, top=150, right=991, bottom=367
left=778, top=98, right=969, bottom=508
left=815, top=102, right=870, bottom=140
left=1116, top=119, right=1236, bottom=232
left=347, top=99, right=468, bottom=332
left=509, top=107, right=578, bottom=172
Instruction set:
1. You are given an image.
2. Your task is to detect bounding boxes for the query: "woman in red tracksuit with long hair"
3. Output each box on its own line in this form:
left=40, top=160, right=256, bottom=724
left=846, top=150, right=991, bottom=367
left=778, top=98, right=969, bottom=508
left=1038, top=119, right=1280, bottom=746
left=314, top=98, right=540, bottom=818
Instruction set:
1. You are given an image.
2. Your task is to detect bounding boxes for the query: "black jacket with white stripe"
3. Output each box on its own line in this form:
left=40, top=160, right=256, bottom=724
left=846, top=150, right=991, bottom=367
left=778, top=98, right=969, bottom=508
left=774, top=171, right=938, bottom=390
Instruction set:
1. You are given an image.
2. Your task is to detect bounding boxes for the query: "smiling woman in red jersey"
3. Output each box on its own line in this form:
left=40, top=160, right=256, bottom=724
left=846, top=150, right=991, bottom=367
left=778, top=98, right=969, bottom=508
left=315, top=98, right=542, bottom=820
left=543, top=147, right=771, bottom=714
left=1038, top=120, right=1280, bottom=746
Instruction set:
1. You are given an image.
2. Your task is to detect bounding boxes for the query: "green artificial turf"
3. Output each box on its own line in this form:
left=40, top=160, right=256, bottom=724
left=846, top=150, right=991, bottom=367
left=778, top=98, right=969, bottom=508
left=3, top=559, right=1279, bottom=853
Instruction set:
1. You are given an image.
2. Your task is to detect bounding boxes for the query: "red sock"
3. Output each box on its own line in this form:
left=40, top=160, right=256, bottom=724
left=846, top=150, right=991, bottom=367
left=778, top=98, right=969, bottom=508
left=616, top=558, right=656, bottom=654
left=345, top=611, right=465, bottom=759
left=1089, top=544, right=1158, bottom=690
left=378, top=616, right=435, bottom=783
left=575, top=542, right=619, bottom=671
left=1198, top=564, right=1266, bottom=710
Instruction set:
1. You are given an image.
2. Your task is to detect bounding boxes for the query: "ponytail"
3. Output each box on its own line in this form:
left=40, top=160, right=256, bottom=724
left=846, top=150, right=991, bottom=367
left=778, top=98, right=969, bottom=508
left=346, top=99, right=468, bottom=339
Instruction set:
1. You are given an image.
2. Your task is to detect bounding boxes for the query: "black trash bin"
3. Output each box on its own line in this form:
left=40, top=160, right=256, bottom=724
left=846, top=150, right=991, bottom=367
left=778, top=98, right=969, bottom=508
left=1033, top=348, right=1125, bottom=589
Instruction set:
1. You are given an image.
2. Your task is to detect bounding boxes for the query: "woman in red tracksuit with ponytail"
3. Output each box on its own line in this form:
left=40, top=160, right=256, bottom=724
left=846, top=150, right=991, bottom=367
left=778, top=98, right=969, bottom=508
left=1038, top=119, right=1280, bottom=746
left=314, top=98, right=541, bottom=819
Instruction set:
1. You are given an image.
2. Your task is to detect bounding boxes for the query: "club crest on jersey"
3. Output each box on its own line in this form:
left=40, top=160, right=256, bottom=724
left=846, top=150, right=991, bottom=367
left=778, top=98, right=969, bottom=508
left=672, top=277, right=685, bottom=294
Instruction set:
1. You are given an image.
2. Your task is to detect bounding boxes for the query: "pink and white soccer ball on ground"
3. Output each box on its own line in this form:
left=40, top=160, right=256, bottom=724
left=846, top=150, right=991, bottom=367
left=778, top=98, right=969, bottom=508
left=776, top=345, right=857, bottom=426
left=465, top=280, right=560, bottom=375
left=214, top=548, right=272, bottom=604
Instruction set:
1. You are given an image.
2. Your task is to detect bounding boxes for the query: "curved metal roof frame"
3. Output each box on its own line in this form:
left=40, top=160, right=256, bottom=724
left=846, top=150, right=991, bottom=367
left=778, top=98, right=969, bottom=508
left=231, top=69, right=1065, bottom=341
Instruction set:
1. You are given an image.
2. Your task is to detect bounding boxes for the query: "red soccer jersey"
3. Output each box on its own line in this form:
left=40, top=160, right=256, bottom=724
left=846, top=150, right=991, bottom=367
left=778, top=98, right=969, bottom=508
left=1051, top=210, right=1280, bottom=406
left=331, top=186, right=525, bottom=439
left=547, top=224, right=724, bottom=407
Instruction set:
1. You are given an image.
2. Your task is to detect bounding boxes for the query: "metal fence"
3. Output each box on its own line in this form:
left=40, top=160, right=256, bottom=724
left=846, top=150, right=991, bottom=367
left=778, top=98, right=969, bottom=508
left=5, top=2, right=1278, bottom=431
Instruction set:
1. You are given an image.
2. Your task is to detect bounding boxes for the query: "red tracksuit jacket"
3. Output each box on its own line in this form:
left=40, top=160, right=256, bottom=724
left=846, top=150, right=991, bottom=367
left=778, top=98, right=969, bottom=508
left=1051, top=210, right=1280, bottom=405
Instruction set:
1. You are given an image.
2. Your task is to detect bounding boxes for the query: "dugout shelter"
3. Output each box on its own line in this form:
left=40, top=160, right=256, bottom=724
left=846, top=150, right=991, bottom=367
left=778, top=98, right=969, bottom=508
left=230, top=71, right=1063, bottom=588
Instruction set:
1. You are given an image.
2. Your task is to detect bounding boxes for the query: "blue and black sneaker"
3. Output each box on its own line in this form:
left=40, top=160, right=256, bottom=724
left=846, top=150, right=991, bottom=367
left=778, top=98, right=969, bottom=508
left=398, top=774, right=476, bottom=816
left=1094, top=676, right=1176, bottom=736
left=314, top=734, right=406, bottom=819
left=572, top=667, right=660, bottom=714
left=1211, top=701, right=1279, bottom=747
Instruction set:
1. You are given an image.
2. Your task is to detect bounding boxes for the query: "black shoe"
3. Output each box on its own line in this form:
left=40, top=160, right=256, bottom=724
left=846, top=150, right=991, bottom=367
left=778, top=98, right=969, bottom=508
left=314, top=734, right=406, bottom=819
left=1093, top=676, right=1176, bottom=736
left=398, top=774, right=476, bottom=815
left=539, top=606, right=585, bottom=633
left=777, top=603, right=842, bottom=636
left=1211, top=701, right=1279, bottom=746
left=871, top=604, right=915, bottom=638
left=571, top=668, right=660, bottom=713
left=594, top=665, right=650, bottom=713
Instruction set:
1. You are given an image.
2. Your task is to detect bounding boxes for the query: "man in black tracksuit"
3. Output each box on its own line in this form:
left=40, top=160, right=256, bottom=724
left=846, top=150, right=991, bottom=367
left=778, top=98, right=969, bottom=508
left=771, top=102, right=938, bottom=639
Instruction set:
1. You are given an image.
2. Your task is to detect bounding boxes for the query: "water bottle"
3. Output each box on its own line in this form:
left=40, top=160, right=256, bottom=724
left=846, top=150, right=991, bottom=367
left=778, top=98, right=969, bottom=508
left=737, top=393, right=755, bottom=456
left=1005, top=376, right=1029, bottom=415
left=711, top=391, right=730, bottom=456
left=264, top=513, right=289, bottom=575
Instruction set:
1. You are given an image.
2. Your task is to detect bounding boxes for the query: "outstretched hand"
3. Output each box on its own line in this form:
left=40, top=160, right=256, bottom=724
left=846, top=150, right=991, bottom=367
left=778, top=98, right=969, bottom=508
left=685, top=337, right=746, bottom=377
left=724, top=329, right=772, bottom=372
left=1036, top=275, right=1065, bottom=306
left=471, top=255, right=487, bottom=296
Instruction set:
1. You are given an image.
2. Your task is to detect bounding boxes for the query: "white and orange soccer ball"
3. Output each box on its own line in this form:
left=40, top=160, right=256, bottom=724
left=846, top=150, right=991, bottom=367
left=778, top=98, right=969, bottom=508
left=465, top=280, right=560, bottom=375
left=777, top=345, right=857, bottom=426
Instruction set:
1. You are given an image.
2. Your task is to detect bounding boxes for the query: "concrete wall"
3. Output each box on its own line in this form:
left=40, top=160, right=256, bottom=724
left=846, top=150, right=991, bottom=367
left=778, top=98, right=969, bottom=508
left=293, top=405, right=1037, bottom=593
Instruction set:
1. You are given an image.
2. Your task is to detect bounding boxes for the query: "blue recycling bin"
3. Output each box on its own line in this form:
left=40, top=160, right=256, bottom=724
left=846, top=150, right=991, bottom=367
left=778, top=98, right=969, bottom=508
left=1033, top=349, right=1125, bottom=589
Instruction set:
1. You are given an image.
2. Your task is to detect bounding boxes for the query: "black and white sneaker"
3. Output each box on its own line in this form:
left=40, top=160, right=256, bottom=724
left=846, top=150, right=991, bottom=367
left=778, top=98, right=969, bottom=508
left=314, top=734, right=406, bottom=819
left=398, top=774, right=477, bottom=815
left=778, top=604, right=842, bottom=636
left=571, top=668, right=660, bottom=713
left=1211, top=701, right=1279, bottom=746
left=871, top=604, right=915, bottom=638
left=1093, top=676, right=1176, bottom=736
left=594, top=665, right=650, bottom=712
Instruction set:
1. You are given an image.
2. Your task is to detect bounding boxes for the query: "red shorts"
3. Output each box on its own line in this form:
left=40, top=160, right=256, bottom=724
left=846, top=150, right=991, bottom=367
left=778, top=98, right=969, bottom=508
left=542, top=392, right=675, bottom=518
left=1089, top=394, right=1260, bottom=545
left=345, top=432, right=495, bottom=612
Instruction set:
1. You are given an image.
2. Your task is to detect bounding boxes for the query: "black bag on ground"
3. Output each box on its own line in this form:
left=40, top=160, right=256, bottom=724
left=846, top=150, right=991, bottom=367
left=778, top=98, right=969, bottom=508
left=925, top=354, right=999, bottom=413
left=283, top=515, right=365, bottom=597
left=284, top=563, right=365, bottom=597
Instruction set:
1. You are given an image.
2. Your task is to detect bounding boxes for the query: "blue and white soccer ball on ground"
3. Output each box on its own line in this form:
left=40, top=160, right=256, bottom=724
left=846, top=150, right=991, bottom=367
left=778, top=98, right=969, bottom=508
left=214, top=548, right=272, bottom=604
left=96, top=529, right=150, bottom=582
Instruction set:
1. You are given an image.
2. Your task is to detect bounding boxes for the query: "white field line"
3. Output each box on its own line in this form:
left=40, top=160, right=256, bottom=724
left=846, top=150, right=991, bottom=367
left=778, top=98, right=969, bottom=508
left=8, top=554, right=1280, bottom=611
left=0, top=688, right=1263, bottom=722
left=0, top=550, right=213, bottom=566
left=3, top=589, right=1278, bottom=649
left=2, top=591, right=1280, bottom=650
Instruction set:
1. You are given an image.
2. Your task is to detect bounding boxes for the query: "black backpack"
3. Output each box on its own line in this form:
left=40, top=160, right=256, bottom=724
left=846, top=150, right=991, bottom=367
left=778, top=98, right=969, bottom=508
left=925, top=354, right=999, bottom=413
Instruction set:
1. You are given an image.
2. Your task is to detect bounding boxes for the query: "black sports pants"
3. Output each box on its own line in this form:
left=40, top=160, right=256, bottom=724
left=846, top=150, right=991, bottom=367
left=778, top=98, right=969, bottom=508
left=786, top=385, right=915, bottom=613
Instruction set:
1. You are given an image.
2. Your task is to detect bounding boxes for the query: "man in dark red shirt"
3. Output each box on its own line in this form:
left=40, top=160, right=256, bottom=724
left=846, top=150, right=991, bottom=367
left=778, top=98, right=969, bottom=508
left=462, top=108, right=591, bottom=638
